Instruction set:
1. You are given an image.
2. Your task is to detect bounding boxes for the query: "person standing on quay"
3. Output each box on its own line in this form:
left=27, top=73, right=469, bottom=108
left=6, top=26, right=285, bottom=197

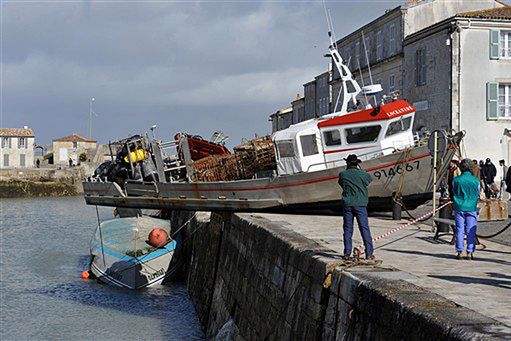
left=338, top=154, right=374, bottom=260
left=452, top=159, right=480, bottom=260
left=471, top=159, right=480, bottom=179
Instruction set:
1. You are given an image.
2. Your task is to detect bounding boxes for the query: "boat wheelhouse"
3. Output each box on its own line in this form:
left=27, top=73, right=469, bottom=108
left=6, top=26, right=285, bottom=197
left=273, top=100, right=416, bottom=175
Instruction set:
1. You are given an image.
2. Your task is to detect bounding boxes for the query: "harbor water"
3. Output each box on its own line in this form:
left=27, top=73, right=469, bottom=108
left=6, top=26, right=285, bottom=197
left=0, top=196, right=204, bottom=340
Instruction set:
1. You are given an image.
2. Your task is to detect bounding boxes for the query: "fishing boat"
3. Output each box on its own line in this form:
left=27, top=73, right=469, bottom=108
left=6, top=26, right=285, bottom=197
left=82, top=17, right=463, bottom=214
left=89, top=216, right=177, bottom=289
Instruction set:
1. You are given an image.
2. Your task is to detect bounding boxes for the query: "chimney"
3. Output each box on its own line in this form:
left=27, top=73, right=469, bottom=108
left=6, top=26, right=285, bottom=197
left=296, top=93, right=301, bottom=100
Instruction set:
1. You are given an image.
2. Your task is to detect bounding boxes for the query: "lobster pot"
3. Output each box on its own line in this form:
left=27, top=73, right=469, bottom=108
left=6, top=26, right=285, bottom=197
left=192, top=136, right=276, bottom=182
left=193, top=154, right=243, bottom=182
left=234, top=135, right=276, bottom=178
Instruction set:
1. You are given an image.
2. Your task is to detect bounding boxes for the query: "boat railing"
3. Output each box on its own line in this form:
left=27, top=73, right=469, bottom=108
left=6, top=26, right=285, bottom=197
left=305, top=146, right=397, bottom=172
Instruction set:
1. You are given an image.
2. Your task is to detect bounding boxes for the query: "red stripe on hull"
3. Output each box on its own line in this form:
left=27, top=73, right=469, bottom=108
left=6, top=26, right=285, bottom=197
left=168, top=152, right=431, bottom=192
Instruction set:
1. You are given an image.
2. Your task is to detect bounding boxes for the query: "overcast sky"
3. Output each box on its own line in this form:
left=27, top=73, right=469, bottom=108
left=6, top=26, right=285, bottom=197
left=0, top=0, right=454, bottom=145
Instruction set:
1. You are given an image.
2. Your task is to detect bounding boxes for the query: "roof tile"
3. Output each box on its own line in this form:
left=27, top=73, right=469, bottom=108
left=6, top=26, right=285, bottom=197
left=53, top=134, right=97, bottom=143
left=0, top=128, right=35, bottom=137
left=458, top=6, right=511, bottom=19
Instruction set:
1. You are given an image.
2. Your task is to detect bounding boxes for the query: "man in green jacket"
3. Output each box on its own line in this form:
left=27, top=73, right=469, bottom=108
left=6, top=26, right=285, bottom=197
left=338, top=154, right=374, bottom=260
left=452, top=158, right=480, bottom=260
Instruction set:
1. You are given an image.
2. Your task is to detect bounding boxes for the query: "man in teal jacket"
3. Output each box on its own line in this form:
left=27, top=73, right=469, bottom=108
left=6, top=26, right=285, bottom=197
left=452, top=158, right=480, bottom=260
left=338, top=154, right=374, bottom=260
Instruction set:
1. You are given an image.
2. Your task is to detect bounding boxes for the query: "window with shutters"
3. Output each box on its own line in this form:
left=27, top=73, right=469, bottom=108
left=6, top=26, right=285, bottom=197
left=501, top=31, right=511, bottom=59
left=389, top=74, right=395, bottom=93
left=376, top=30, right=383, bottom=61
left=498, top=84, right=511, bottom=119
left=389, top=24, right=396, bottom=55
left=415, top=48, right=427, bottom=86
left=355, top=41, right=361, bottom=69
left=487, top=82, right=511, bottom=120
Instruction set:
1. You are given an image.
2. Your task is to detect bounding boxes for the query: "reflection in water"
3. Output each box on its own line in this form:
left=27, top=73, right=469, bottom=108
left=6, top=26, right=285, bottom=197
left=0, top=197, right=204, bottom=340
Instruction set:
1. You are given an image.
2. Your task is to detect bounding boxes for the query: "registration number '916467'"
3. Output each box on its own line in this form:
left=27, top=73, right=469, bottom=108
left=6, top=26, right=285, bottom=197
left=372, top=160, right=420, bottom=180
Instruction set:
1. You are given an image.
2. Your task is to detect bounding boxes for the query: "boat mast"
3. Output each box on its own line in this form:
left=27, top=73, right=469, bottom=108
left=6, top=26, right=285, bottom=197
left=324, top=5, right=361, bottom=115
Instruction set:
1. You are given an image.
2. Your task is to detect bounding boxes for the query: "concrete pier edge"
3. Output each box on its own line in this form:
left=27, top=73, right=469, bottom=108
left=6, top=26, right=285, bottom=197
left=176, top=210, right=511, bottom=340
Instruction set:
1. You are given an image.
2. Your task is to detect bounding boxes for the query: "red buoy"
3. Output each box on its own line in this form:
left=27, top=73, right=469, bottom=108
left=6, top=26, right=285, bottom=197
left=81, top=270, right=90, bottom=279
left=148, top=228, right=169, bottom=248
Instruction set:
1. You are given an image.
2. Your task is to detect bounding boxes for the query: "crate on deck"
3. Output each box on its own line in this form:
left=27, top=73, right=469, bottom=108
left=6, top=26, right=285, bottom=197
left=233, top=135, right=276, bottom=178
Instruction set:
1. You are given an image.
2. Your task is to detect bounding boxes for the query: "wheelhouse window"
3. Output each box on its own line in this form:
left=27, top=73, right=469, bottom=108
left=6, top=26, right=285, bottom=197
left=275, top=140, right=295, bottom=158
left=385, top=117, right=412, bottom=137
left=299, top=134, right=319, bottom=156
left=345, top=125, right=382, bottom=144
left=323, top=130, right=342, bottom=146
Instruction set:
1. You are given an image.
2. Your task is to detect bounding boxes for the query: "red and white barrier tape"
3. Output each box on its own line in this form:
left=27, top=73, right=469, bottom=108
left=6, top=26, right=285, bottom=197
left=353, top=200, right=452, bottom=258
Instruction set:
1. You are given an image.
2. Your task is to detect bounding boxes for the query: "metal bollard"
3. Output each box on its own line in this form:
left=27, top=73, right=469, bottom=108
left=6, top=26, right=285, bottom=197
left=392, top=193, right=402, bottom=220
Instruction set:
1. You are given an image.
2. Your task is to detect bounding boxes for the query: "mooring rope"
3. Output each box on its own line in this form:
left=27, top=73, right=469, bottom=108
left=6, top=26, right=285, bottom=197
left=353, top=200, right=452, bottom=259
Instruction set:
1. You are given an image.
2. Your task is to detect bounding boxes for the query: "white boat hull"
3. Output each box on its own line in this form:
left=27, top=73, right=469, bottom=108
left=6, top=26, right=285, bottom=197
left=83, top=136, right=460, bottom=213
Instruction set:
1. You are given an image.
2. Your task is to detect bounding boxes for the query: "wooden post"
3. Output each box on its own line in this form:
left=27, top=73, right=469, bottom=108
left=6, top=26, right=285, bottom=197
left=432, top=131, right=438, bottom=231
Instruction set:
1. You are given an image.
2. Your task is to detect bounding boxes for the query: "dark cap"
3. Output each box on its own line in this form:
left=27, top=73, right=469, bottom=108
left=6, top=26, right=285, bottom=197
left=345, top=154, right=362, bottom=164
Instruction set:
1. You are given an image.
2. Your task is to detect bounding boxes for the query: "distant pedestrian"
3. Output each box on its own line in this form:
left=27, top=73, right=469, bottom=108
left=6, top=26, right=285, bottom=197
left=338, top=154, right=374, bottom=260
left=481, top=158, right=497, bottom=198
left=471, top=159, right=480, bottom=179
left=452, top=159, right=480, bottom=260
left=36, top=159, right=40, bottom=168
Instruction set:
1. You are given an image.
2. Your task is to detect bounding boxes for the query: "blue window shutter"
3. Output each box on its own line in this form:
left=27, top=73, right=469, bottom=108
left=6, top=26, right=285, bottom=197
left=490, top=30, right=500, bottom=60
left=487, top=82, right=499, bottom=120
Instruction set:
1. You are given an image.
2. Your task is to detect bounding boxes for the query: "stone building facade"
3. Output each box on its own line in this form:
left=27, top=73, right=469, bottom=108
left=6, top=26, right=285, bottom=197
left=0, top=127, right=35, bottom=169
left=269, top=0, right=505, bottom=133
left=403, top=6, right=511, bottom=177
left=52, top=134, right=97, bottom=166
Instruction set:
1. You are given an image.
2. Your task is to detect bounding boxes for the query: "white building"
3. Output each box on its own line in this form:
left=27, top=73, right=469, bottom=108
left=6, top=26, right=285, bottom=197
left=403, top=6, right=511, bottom=178
left=0, top=127, right=35, bottom=169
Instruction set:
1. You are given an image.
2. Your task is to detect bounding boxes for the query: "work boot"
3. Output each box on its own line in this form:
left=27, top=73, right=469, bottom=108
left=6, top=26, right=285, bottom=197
left=466, top=252, right=474, bottom=260
left=366, top=254, right=375, bottom=260
left=342, top=255, right=350, bottom=261
left=456, top=252, right=463, bottom=260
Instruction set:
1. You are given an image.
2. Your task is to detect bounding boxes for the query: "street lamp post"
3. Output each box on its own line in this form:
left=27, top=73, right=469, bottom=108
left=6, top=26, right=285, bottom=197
left=89, top=97, right=96, bottom=138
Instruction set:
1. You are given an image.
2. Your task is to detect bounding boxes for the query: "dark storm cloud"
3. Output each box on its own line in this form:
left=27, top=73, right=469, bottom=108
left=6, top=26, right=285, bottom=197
left=2, top=1, right=404, bottom=145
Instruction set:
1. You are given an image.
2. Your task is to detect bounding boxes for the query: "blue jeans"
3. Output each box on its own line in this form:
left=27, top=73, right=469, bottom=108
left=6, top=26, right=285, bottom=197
left=343, top=206, right=374, bottom=256
left=454, top=210, right=478, bottom=253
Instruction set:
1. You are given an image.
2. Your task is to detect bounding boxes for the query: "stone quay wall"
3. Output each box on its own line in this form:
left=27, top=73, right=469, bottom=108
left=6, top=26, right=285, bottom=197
left=178, top=211, right=509, bottom=340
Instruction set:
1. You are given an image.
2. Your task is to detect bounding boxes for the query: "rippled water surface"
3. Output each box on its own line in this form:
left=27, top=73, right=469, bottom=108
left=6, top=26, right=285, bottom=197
left=0, top=196, right=204, bottom=340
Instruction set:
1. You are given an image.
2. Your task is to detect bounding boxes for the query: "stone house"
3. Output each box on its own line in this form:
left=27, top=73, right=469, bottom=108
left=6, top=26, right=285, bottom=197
left=269, top=0, right=505, bottom=133
left=403, top=6, right=511, bottom=178
left=52, top=134, right=97, bottom=166
left=0, top=127, right=35, bottom=168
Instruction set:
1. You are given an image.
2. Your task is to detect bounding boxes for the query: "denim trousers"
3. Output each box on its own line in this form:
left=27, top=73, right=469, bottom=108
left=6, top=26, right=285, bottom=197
left=343, top=206, right=374, bottom=256
left=454, top=210, right=478, bottom=253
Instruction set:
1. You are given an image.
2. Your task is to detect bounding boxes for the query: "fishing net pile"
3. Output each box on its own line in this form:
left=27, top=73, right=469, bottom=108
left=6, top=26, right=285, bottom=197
left=192, top=135, right=276, bottom=182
